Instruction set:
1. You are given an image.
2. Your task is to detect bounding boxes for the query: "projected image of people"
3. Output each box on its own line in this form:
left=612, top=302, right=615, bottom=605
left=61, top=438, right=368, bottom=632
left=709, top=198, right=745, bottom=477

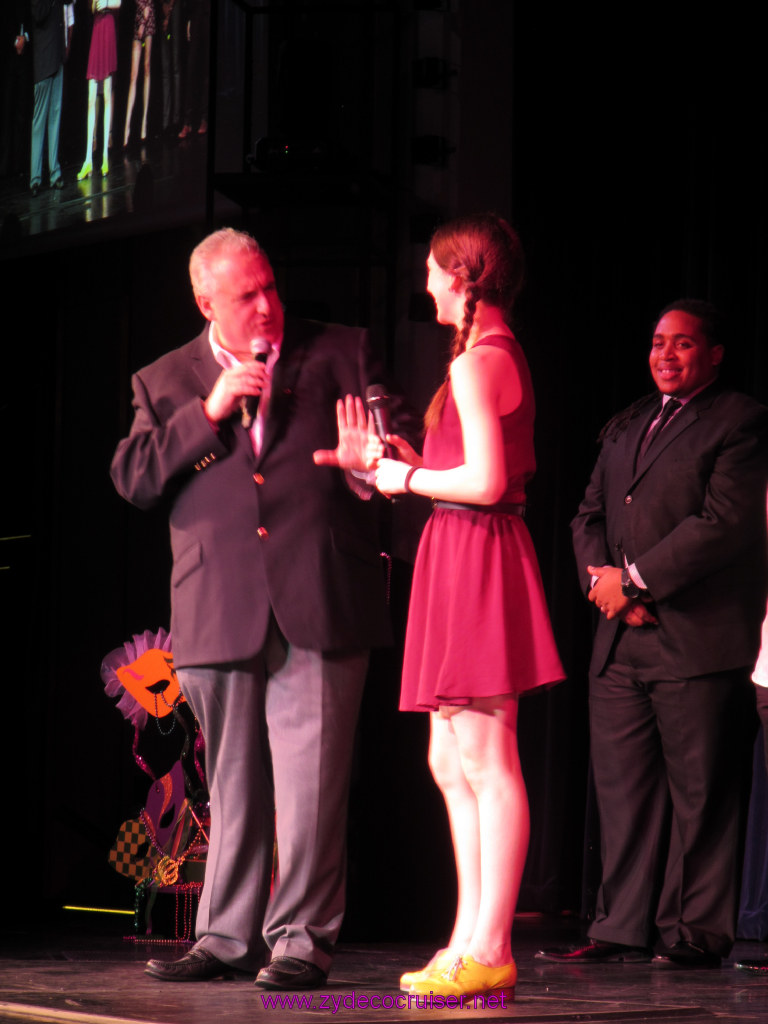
left=78, top=0, right=121, bottom=180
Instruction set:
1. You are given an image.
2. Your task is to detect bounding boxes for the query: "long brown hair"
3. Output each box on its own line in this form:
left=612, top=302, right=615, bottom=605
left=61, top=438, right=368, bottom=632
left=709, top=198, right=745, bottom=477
left=424, top=214, right=525, bottom=430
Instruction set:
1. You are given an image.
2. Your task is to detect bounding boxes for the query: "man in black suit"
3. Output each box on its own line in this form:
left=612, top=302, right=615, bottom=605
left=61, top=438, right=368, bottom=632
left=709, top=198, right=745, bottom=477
left=111, top=228, right=414, bottom=988
left=538, top=299, right=767, bottom=968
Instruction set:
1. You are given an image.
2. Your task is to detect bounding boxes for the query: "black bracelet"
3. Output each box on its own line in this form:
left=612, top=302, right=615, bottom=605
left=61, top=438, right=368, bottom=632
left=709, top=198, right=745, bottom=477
left=403, top=467, right=417, bottom=493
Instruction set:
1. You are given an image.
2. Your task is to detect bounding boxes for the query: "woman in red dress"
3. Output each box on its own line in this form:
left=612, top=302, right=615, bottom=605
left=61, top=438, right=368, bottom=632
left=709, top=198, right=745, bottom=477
left=78, top=0, right=121, bottom=179
left=373, top=214, right=564, bottom=1000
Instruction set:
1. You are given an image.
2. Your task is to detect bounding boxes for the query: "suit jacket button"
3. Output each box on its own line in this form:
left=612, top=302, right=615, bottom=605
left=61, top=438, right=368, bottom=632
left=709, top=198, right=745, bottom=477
left=257, top=527, right=269, bottom=539
left=253, top=473, right=264, bottom=485
left=624, top=495, right=632, bottom=504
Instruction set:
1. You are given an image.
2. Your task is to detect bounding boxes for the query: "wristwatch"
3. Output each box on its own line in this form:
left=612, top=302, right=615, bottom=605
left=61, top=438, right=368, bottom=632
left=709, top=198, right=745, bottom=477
left=621, top=567, right=641, bottom=599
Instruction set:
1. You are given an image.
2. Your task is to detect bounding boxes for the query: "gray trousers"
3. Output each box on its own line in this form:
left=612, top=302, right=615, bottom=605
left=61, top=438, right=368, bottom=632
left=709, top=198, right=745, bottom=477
left=178, top=620, right=368, bottom=972
left=30, top=66, right=62, bottom=187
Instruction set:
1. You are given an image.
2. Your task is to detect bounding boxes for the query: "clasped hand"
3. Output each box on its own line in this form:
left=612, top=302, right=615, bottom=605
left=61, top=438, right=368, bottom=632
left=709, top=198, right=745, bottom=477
left=587, top=565, right=658, bottom=627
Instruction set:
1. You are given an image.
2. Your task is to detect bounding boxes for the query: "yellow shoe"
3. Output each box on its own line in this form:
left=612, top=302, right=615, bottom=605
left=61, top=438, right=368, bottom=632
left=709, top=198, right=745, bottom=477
left=399, top=949, right=454, bottom=991
left=77, top=161, right=92, bottom=181
left=408, top=954, right=516, bottom=1001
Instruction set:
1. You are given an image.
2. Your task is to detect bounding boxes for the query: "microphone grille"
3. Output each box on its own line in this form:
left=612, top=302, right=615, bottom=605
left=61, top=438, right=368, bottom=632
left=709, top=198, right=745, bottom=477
left=251, top=337, right=271, bottom=357
left=366, top=384, right=388, bottom=407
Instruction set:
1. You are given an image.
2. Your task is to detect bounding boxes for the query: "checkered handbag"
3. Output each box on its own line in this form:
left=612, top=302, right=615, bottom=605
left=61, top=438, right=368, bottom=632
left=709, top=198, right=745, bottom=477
left=109, top=817, right=153, bottom=882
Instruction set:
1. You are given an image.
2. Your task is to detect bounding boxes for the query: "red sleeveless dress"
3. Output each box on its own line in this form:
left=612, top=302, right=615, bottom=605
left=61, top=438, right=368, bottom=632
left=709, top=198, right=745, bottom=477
left=399, top=336, right=565, bottom=711
left=86, top=13, right=118, bottom=82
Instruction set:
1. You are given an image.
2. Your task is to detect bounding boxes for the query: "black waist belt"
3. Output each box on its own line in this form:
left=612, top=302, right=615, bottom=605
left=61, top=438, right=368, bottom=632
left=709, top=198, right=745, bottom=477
left=432, top=500, right=526, bottom=517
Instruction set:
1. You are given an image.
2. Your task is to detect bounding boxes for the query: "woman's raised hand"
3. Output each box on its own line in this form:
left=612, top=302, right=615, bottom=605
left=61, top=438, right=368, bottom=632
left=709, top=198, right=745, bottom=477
left=313, top=395, right=376, bottom=472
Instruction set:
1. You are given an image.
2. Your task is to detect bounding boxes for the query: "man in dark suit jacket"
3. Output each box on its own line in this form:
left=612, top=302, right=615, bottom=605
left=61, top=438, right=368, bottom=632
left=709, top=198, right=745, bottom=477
left=29, top=0, right=72, bottom=194
left=538, top=299, right=767, bottom=969
left=111, top=228, right=413, bottom=988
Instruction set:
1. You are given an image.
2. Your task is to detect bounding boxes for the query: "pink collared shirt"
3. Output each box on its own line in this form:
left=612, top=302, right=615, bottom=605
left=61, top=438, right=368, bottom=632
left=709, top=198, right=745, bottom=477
left=208, top=323, right=281, bottom=454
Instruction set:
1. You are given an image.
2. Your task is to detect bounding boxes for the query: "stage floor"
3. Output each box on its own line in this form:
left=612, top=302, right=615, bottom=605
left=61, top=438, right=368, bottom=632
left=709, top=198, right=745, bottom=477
left=0, top=130, right=211, bottom=253
left=2, top=914, right=768, bottom=1024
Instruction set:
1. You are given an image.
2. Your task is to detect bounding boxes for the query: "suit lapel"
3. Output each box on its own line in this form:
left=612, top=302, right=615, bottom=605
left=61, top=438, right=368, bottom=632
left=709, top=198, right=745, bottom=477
left=636, top=402, right=697, bottom=472
left=629, top=385, right=721, bottom=486
left=188, top=328, right=222, bottom=396
left=257, top=321, right=308, bottom=464
left=623, top=403, right=658, bottom=485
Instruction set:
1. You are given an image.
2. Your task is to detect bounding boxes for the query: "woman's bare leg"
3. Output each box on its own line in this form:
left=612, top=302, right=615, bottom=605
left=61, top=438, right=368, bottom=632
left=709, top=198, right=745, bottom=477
left=450, top=697, right=528, bottom=965
left=140, top=37, right=152, bottom=140
left=123, top=40, right=141, bottom=146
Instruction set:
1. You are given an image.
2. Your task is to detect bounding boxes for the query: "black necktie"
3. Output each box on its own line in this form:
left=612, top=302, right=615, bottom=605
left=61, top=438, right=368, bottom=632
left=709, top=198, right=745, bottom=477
left=638, top=397, right=682, bottom=461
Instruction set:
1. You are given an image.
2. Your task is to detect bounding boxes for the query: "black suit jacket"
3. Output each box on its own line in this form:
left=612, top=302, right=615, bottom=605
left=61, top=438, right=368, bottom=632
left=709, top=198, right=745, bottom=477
left=572, top=383, right=768, bottom=679
left=111, top=318, right=412, bottom=667
left=31, top=0, right=62, bottom=83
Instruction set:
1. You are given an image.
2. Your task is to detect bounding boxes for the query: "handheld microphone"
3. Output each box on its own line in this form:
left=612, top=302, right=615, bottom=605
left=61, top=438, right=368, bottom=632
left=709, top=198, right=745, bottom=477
left=366, top=384, right=394, bottom=458
left=241, top=338, right=271, bottom=429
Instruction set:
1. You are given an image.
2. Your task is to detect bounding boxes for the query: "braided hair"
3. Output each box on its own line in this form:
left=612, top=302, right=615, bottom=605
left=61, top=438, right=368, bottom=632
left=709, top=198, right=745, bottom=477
left=424, top=214, right=525, bottom=430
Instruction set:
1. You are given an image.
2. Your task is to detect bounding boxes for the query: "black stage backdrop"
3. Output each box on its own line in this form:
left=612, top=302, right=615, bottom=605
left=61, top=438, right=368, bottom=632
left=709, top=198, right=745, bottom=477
left=2, top=3, right=766, bottom=940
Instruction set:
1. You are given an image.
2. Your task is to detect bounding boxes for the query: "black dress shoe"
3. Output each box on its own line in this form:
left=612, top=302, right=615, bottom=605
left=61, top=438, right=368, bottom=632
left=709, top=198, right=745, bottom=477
left=535, top=940, right=651, bottom=963
left=255, top=956, right=327, bottom=990
left=734, top=958, right=768, bottom=973
left=651, top=941, right=721, bottom=969
left=145, top=947, right=234, bottom=981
